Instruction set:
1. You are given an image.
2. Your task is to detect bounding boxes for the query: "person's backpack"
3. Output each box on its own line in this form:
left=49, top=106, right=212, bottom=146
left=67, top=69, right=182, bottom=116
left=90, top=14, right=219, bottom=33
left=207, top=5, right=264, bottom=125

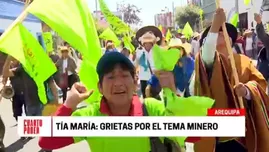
left=142, top=103, right=183, bottom=152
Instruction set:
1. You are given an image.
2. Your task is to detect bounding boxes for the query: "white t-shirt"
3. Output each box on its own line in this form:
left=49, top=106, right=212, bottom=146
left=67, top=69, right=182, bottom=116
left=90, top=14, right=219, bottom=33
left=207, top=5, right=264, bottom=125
left=191, top=40, right=200, bottom=56
left=63, top=59, right=73, bottom=76
left=245, top=37, right=253, bottom=50
left=136, top=48, right=154, bottom=81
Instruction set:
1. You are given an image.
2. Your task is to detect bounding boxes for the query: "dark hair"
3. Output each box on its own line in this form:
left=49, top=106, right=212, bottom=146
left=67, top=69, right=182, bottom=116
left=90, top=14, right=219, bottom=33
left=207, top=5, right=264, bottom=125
left=106, top=40, right=113, bottom=45
left=63, top=41, right=69, bottom=46
left=121, top=48, right=130, bottom=54
left=99, top=62, right=135, bottom=84
left=181, top=48, right=187, bottom=57
left=138, top=46, right=143, bottom=50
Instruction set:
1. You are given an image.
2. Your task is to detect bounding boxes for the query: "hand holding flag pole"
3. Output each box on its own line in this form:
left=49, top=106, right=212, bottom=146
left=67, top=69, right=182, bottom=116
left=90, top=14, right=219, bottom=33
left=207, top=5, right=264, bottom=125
left=215, top=0, right=244, bottom=109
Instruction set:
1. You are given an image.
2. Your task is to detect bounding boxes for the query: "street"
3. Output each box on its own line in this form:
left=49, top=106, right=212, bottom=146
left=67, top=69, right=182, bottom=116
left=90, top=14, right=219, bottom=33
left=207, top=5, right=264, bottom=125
left=0, top=58, right=92, bottom=152
left=0, top=98, right=91, bottom=152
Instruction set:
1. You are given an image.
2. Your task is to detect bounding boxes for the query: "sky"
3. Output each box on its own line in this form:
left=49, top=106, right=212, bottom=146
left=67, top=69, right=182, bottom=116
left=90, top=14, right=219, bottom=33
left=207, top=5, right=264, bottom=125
left=87, top=0, right=188, bottom=26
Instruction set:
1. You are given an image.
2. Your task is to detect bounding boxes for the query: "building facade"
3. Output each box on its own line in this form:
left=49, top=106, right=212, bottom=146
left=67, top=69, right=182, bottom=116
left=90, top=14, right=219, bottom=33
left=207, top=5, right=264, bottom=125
left=0, top=0, right=42, bottom=74
left=0, top=0, right=41, bottom=35
left=192, top=0, right=269, bottom=29
left=154, top=12, right=173, bottom=28
left=93, top=10, right=124, bottom=29
left=191, top=0, right=215, bottom=24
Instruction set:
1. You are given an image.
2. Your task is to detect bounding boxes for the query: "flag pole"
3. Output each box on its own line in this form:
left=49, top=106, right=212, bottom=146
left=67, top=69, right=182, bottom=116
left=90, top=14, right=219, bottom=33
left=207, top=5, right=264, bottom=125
left=0, top=0, right=31, bottom=102
left=215, top=0, right=244, bottom=109
left=0, top=1, right=30, bottom=42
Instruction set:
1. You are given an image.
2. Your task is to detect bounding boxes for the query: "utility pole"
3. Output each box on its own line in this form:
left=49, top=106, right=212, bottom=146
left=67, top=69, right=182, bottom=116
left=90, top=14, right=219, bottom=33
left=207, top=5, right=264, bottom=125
left=235, top=0, right=239, bottom=14
left=95, top=0, right=98, bottom=18
left=172, top=2, right=175, bottom=29
left=235, top=0, right=239, bottom=28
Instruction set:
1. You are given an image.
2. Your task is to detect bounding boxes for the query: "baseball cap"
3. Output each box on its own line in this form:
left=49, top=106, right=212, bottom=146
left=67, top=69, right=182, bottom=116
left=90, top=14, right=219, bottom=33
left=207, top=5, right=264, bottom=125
left=96, top=52, right=135, bottom=81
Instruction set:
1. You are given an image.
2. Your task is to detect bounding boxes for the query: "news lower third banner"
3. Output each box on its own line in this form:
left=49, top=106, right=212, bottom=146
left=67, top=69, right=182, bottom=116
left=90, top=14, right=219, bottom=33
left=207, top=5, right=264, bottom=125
left=18, top=109, right=246, bottom=137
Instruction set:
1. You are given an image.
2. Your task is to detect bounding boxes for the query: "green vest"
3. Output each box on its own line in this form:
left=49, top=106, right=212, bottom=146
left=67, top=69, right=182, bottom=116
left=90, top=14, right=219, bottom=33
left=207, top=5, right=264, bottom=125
left=71, top=98, right=181, bottom=152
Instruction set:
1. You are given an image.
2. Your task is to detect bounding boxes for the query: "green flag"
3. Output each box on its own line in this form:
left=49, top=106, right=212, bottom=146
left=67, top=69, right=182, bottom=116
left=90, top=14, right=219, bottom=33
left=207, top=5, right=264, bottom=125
left=244, top=0, right=251, bottom=5
left=42, top=32, right=54, bottom=53
left=28, top=0, right=101, bottom=61
left=151, top=44, right=215, bottom=145
left=182, top=22, right=193, bottom=39
left=0, top=23, right=57, bottom=104
left=230, top=13, right=239, bottom=27
left=199, top=9, right=203, bottom=20
left=152, top=44, right=180, bottom=71
left=122, top=36, right=135, bottom=53
left=99, top=28, right=121, bottom=46
left=165, top=29, right=172, bottom=42
left=28, top=0, right=102, bottom=103
left=98, top=0, right=131, bottom=34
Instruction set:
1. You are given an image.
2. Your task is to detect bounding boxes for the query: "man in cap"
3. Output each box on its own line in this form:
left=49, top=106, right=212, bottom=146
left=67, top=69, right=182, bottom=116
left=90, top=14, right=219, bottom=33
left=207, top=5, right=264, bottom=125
left=180, top=36, right=192, bottom=56
left=38, top=51, right=214, bottom=152
left=189, top=8, right=269, bottom=152
left=191, top=32, right=200, bottom=58
left=135, top=26, right=163, bottom=98
left=180, top=35, right=187, bottom=43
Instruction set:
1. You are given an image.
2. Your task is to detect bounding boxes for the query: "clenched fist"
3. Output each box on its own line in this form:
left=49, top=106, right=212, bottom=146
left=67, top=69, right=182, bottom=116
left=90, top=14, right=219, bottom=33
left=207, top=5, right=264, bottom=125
left=64, top=83, right=93, bottom=110
left=213, top=8, right=226, bottom=27
left=155, top=70, right=177, bottom=93
left=234, top=83, right=248, bottom=97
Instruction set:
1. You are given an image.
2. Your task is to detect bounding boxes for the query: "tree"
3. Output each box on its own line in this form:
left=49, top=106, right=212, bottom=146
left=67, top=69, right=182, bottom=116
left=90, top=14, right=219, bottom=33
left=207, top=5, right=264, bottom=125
left=175, top=5, right=203, bottom=30
left=117, top=1, right=142, bottom=25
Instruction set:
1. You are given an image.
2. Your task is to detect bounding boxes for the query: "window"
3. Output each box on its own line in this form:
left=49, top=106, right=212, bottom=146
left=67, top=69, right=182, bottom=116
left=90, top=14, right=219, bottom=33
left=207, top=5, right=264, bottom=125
left=239, top=12, right=248, bottom=29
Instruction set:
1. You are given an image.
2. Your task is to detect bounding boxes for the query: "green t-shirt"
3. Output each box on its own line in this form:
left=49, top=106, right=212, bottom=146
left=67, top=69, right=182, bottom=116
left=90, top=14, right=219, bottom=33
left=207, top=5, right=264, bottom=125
left=71, top=98, right=165, bottom=152
left=71, top=93, right=214, bottom=152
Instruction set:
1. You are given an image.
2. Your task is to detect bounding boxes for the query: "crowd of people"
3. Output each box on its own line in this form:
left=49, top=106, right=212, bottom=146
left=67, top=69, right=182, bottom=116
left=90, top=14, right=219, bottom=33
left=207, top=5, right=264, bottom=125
left=0, top=7, right=269, bottom=152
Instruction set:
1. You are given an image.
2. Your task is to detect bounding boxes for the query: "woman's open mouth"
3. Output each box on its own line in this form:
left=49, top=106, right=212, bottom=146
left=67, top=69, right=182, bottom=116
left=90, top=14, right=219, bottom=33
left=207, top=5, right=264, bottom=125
left=113, top=91, right=126, bottom=95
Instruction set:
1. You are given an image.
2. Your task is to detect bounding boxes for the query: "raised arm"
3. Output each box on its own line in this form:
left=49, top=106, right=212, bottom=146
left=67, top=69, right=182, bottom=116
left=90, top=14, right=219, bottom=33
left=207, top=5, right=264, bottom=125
left=2, top=56, right=15, bottom=78
left=39, top=83, right=92, bottom=150
left=201, top=8, right=226, bottom=67
left=255, top=13, right=269, bottom=60
left=152, top=71, right=214, bottom=147
left=155, top=71, right=214, bottom=117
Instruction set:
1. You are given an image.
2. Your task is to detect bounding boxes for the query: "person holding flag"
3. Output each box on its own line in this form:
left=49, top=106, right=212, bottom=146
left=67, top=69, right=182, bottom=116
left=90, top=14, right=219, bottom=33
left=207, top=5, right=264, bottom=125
left=188, top=8, right=269, bottom=152
left=38, top=49, right=215, bottom=152
left=2, top=56, right=59, bottom=117
left=146, top=38, right=194, bottom=99
left=135, top=26, right=163, bottom=98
